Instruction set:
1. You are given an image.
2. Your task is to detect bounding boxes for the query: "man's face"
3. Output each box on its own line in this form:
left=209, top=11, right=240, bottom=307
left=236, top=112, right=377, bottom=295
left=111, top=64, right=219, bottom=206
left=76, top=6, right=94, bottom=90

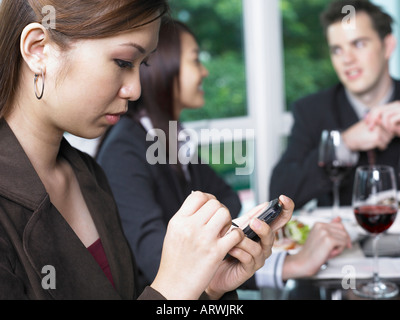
left=327, top=12, right=391, bottom=98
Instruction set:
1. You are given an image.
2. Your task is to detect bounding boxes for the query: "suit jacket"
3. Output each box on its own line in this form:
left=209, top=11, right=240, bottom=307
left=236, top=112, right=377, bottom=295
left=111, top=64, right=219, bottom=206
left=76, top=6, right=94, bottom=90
left=97, top=116, right=242, bottom=292
left=270, top=81, right=400, bottom=209
left=0, top=118, right=164, bottom=300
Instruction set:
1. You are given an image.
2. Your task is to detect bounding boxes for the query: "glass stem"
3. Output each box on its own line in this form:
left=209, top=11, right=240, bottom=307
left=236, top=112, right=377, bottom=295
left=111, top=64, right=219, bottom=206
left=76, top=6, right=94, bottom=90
left=332, top=180, right=340, bottom=217
left=372, top=234, right=381, bottom=284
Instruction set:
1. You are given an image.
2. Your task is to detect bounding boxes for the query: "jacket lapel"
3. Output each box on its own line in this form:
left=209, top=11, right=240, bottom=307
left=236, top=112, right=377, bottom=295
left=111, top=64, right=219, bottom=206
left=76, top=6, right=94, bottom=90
left=60, top=139, right=135, bottom=299
left=0, top=120, right=47, bottom=211
left=0, top=119, right=133, bottom=299
left=141, top=123, right=188, bottom=205
left=24, top=195, right=122, bottom=300
left=333, top=85, right=360, bottom=129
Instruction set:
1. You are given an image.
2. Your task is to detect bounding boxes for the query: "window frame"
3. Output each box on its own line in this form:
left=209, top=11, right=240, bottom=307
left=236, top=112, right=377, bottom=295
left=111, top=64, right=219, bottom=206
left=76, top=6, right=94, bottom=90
left=184, top=0, right=286, bottom=204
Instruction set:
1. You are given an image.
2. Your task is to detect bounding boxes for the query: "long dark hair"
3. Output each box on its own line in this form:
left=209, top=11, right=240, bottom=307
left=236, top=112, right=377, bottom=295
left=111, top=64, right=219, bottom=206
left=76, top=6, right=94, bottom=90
left=0, top=0, right=169, bottom=118
left=127, top=18, right=196, bottom=136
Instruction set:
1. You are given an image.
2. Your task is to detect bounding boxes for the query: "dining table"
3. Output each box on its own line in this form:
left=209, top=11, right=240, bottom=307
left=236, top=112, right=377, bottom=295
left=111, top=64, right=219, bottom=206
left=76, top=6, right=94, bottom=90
left=258, top=206, right=400, bottom=300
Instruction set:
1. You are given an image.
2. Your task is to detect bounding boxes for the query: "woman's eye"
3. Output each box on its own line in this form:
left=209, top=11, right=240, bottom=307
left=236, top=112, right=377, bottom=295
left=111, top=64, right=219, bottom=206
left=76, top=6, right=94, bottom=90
left=115, top=59, right=133, bottom=69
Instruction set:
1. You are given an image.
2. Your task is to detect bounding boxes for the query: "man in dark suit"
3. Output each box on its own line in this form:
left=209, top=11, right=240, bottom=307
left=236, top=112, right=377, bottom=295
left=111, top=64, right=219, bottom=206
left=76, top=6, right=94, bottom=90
left=270, top=0, right=400, bottom=209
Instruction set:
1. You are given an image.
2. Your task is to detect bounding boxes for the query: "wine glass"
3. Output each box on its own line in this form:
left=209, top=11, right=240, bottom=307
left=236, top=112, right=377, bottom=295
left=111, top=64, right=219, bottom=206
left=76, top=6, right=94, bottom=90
left=318, top=130, right=359, bottom=217
left=352, top=165, right=399, bottom=299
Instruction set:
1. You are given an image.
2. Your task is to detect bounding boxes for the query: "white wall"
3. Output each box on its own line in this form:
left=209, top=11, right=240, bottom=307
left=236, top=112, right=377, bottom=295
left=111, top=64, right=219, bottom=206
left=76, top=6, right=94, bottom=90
left=372, top=0, right=400, bottom=79
left=243, top=0, right=285, bottom=203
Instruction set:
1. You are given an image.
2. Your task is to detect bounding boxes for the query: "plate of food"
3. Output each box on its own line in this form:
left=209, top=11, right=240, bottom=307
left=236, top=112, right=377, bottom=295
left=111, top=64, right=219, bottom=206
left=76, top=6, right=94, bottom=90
left=273, top=219, right=311, bottom=253
left=273, top=214, right=363, bottom=254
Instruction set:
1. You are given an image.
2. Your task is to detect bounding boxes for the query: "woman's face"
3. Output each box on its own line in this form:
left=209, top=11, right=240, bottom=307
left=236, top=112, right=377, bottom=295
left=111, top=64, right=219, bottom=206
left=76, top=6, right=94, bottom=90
left=44, top=18, right=161, bottom=139
left=173, top=32, right=209, bottom=118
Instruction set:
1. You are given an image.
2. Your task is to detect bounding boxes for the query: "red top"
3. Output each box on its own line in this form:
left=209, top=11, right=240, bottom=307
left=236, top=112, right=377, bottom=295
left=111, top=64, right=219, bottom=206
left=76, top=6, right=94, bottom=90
left=87, top=239, right=115, bottom=288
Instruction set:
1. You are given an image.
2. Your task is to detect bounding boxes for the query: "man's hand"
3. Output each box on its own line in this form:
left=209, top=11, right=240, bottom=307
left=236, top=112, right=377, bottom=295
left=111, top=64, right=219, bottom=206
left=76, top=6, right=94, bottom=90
left=341, top=118, right=394, bottom=151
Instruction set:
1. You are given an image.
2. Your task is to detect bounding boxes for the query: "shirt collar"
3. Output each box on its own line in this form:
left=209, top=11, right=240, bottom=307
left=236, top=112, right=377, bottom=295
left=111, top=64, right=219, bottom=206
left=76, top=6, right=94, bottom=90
left=345, top=80, right=395, bottom=119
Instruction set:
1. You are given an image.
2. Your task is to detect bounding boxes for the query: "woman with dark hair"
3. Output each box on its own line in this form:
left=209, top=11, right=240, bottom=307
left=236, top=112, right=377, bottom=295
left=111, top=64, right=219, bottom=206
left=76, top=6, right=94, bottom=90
left=0, top=1, right=293, bottom=300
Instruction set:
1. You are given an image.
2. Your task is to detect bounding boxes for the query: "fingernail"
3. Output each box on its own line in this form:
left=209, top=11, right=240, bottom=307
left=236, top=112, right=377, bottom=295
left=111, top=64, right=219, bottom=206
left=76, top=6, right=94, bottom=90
left=279, top=195, right=288, bottom=205
left=251, top=218, right=262, bottom=230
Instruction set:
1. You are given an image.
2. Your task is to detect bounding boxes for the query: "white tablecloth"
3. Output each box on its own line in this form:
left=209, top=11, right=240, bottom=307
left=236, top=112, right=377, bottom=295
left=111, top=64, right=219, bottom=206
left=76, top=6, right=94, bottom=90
left=295, top=207, right=400, bottom=280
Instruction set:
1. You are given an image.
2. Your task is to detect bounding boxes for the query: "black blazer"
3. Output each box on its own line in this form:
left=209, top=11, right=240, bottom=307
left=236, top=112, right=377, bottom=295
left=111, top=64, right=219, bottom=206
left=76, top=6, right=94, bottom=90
left=97, top=117, right=242, bottom=292
left=0, top=118, right=168, bottom=300
left=270, top=81, right=400, bottom=209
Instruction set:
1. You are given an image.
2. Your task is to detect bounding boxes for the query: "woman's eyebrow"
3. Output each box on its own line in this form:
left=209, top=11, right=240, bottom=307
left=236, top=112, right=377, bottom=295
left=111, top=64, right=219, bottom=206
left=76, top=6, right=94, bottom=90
left=119, top=42, right=158, bottom=55
left=119, top=42, right=146, bottom=54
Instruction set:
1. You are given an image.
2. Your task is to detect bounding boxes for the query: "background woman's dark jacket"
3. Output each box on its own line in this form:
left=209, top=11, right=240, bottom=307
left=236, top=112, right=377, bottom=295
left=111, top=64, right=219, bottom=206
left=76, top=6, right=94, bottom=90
left=97, top=116, right=242, bottom=292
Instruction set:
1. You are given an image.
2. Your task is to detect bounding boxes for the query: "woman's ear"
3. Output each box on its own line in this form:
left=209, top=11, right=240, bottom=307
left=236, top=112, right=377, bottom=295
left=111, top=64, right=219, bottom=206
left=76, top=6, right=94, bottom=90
left=20, top=23, right=49, bottom=75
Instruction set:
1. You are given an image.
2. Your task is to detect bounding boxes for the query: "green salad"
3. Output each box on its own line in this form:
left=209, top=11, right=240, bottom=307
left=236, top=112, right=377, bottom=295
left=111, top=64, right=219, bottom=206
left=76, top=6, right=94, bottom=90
left=284, top=220, right=310, bottom=245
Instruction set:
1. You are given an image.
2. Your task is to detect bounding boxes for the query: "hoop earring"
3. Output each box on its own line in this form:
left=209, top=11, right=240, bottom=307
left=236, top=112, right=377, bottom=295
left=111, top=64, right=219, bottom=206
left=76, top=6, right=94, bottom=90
left=34, top=69, right=45, bottom=100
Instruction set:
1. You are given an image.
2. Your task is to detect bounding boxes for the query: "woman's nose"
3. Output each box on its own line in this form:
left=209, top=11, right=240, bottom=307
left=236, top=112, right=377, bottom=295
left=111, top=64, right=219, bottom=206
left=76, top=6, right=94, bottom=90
left=119, top=76, right=142, bottom=102
left=201, top=64, right=209, bottom=78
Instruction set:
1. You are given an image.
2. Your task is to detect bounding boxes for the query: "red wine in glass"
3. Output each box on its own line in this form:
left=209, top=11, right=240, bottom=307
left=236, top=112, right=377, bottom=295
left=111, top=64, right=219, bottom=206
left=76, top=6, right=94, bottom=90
left=318, top=130, right=359, bottom=217
left=354, top=205, right=397, bottom=234
left=352, top=165, right=399, bottom=299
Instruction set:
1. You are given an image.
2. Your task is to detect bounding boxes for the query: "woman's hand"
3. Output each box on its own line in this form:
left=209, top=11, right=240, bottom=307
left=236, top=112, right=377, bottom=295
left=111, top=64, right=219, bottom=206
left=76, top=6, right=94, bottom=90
left=150, top=191, right=245, bottom=300
left=205, top=195, right=294, bottom=299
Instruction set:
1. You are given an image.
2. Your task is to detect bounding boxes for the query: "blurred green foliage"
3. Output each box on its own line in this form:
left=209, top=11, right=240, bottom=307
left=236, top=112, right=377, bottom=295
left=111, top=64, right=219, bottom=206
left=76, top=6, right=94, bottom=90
left=169, top=0, right=339, bottom=120
left=281, top=0, right=338, bottom=109
left=199, top=140, right=253, bottom=191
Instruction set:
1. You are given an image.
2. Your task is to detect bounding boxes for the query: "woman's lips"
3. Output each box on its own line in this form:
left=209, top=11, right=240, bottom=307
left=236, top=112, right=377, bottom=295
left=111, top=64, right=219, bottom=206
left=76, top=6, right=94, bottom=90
left=105, top=113, right=124, bottom=125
